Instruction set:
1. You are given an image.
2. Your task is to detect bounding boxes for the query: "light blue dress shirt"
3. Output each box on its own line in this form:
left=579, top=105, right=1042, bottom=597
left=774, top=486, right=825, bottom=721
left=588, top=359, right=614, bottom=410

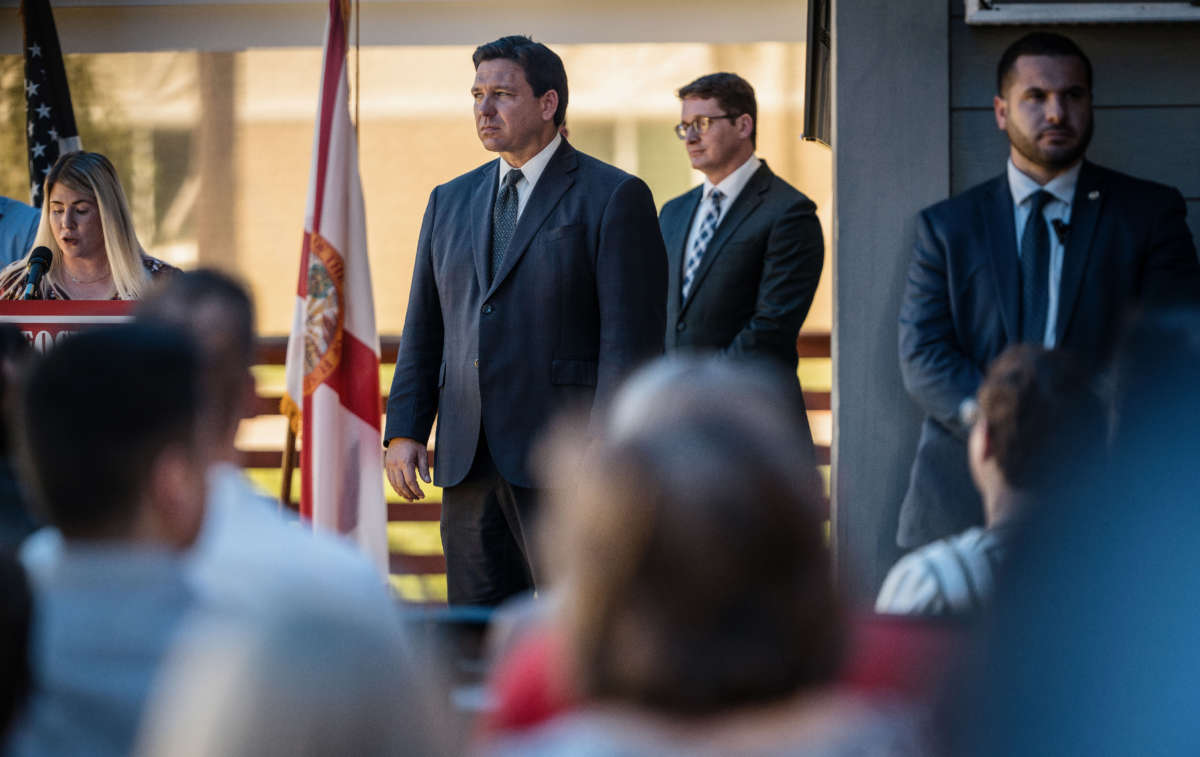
left=1006, top=159, right=1081, bottom=348
left=0, top=197, right=39, bottom=267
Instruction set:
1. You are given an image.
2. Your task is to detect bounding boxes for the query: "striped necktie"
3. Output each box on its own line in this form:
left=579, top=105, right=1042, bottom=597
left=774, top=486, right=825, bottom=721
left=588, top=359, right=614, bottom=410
left=682, top=188, right=724, bottom=300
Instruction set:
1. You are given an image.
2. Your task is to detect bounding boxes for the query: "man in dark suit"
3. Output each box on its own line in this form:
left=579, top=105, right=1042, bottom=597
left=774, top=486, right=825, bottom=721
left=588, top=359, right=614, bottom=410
left=659, top=73, right=824, bottom=377
left=898, top=32, right=1200, bottom=549
left=384, top=36, right=667, bottom=605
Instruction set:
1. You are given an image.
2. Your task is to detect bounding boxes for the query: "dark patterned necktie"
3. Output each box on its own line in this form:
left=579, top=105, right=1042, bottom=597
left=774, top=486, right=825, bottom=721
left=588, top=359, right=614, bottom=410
left=682, top=188, right=724, bottom=300
left=1020, top=189, right=1052, bottom=344
left=491, top=168, right=523, bottom=282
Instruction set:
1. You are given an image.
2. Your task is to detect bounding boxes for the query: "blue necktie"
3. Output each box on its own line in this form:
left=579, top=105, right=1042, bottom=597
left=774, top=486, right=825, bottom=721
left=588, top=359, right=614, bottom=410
left=1020, top=189, right=1052, bottom=344
left=682, top=188, right=724, bottom=300
left=491, top=169, right=523, bottom=282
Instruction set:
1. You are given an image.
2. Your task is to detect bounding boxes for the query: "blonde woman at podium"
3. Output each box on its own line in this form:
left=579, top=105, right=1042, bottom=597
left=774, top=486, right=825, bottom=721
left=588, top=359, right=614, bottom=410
left=0, top=152, right=176, bottom=301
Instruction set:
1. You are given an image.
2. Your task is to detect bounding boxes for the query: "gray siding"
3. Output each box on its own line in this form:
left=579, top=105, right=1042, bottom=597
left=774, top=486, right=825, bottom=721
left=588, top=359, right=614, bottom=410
left=832, top=0, right=948, bottom=601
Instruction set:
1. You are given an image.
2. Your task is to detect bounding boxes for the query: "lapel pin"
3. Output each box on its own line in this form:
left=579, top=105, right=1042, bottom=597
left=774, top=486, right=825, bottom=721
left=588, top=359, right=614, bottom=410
left=1088, top=190, right=1100, bottom=201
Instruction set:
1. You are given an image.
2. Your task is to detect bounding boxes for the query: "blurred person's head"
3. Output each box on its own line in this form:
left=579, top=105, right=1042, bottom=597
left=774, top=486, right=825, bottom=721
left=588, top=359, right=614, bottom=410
left=137, top=598, right=448, bottom=757
left=968, top=345, right=1105, bottom=526
left=543, top=357, right=838, bottom=717
left=943, top=311, right=1200, bottom=756
left=34, top=151, right=150, bottom=299
left=1110, top=307, right=1200, bottom=463
left=16, top=323, right=207, bottom=548
left=0, top=554, right=32, bottom=738
left=136, top=270, right=257, bottom=461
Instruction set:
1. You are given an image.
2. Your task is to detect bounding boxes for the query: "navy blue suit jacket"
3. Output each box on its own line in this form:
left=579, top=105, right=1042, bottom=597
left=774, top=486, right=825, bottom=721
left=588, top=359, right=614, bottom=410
left=385, top=140, right=667, bottom=489
left=898, top=160, right=1200, bottom=548
left=659, top=161, right=823, bottom=375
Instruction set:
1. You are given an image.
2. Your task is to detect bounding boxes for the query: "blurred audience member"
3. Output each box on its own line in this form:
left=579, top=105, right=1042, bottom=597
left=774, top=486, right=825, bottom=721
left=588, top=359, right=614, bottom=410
left=486, top=357, right=922, bottom=755
left=134, top=269, right=397, bottom=625
left=0, top=152, right=175, bottom=301
left=943, top=308, right=1200, bottom=756
left=876, top=345, right=1104, bottom=616
left=136, top=595, right=448, bottom=757
left=5, top=324, right=207, bottom=757
left=0, top=197, right=38, bottom=267
left=0, top=325, right=36, bottom=554
left=0, top=554, right=33, bottom=746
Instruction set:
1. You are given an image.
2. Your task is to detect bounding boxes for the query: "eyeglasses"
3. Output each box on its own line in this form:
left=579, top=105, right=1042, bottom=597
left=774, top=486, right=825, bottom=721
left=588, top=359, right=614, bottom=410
left=674, top=114, right=738, bottom=140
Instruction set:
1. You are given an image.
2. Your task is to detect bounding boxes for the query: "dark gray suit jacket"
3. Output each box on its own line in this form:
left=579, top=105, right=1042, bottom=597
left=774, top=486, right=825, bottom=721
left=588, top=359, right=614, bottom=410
left=385, top=139, right=667, bottom=489
left=898, top=160, right=1200, bottom=548
left=659, top=161, right=823, bottom=375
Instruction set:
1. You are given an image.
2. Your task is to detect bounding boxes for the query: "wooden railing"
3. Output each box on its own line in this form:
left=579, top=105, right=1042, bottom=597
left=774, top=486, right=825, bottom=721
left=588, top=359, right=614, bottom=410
left=244, top=333, right=832, bottom=601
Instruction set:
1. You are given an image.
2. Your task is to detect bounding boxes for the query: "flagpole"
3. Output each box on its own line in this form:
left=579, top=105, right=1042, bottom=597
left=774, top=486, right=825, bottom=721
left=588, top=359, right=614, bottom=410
left=354, top=0, right=360, bottom=136
left=280, top=426, right=297, bottom=509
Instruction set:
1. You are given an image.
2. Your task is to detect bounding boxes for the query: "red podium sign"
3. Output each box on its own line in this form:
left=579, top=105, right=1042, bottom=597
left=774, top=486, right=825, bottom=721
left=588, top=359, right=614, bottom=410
left=0, top=301, right=134, bottom=352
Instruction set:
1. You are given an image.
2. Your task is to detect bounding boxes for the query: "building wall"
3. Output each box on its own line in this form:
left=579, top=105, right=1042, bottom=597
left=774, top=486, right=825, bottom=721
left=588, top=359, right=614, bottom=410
left=834, top=0, right=1200, bottom=602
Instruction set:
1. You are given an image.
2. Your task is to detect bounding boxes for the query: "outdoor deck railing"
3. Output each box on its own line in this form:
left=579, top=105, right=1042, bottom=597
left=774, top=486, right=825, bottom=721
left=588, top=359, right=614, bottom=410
left=243, top=333, right=832, bottom=603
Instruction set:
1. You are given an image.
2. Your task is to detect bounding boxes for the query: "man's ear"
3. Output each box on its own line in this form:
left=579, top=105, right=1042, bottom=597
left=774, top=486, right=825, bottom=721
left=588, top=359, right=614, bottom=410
left=993, top=94, right=1008, bottom=131
left=147, top=445, right=207, bottom=550
left=540, top=89, right=559, bottom=124
left=736, top=113, right=754, bottom=140
left=979, top=417, right=998, bottom=462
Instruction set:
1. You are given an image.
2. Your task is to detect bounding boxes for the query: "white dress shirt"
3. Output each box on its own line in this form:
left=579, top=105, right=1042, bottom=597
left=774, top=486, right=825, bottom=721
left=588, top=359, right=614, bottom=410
left=1007, top=158, right=1081, bottom=348
left=497, top=131, right=562, bottom=220
left=684, top=154, right=762, bottom=258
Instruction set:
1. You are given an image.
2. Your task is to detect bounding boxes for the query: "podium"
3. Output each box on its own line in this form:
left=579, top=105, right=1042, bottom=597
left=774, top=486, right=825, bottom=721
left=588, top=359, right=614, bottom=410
left=0, top=301, right=134, bottom=352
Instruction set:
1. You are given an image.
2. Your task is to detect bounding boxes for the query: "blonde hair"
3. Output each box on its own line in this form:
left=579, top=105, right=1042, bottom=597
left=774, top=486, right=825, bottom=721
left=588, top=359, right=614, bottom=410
left=35, top=151, right=149, bottom=300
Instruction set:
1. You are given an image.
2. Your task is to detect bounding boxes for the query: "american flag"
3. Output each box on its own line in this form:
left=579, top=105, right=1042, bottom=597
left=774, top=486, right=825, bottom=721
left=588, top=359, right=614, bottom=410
left=22, top=0, right=81, bottom=208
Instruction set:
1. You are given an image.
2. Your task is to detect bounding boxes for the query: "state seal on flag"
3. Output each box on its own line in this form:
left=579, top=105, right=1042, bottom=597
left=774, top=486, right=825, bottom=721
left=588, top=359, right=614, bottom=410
left=302, top=231, right=345, bottom=395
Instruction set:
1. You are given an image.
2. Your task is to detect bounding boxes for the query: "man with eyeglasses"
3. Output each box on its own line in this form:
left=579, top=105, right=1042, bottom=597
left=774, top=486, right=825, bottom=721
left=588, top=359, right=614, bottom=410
left=661, top=74, right=823, bottom=376
left=659, top=73, right=823, bottom=460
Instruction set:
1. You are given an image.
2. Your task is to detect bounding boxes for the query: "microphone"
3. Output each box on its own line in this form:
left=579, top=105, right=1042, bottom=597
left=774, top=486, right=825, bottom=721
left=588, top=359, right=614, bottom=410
left=22, top=246, right=53, bottom=301
left=1051, top=219, right=1070, bottom=246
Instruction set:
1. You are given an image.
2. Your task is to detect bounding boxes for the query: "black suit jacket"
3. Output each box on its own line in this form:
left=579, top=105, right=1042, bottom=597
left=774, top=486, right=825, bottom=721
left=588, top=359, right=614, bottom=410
left=659, top=161, right=823, bottom=375
left=898, top=160, right=1200, bottom=548
left=385, top=140, right=667, bottom=489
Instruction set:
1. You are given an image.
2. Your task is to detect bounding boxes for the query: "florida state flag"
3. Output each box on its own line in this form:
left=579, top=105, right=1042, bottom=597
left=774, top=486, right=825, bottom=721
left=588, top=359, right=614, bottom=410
left=283, top=0, right=386, bottom=572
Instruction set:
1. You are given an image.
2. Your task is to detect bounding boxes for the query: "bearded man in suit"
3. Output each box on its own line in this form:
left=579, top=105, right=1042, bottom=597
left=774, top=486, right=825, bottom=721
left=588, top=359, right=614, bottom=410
left=384, top=36, right=667, bottom=606
left=897, top=32, right=1200, bottom=549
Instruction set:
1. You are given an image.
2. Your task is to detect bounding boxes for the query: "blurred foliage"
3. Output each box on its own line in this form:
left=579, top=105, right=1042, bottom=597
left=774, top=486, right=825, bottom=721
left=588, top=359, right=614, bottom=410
left=0, top=54, right=133, bottom=206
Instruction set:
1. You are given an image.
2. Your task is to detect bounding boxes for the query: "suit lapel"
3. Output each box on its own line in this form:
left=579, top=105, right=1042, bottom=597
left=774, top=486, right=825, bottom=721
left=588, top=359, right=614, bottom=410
left=665, top=187, right=702, bottom=321
left=471, top=162, right=499, bottom=296
left=983, top=175, right=1020, bottom=344
left=679, top=163, right=770, bottom=318
left=486, top=140, right=577, bottom=299
left=1055, top=161, right=1102, bottom=345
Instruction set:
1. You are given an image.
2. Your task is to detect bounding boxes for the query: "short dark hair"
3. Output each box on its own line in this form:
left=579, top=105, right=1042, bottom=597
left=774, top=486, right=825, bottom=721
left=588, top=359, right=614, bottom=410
left=677, top=72, right=758, bottom=147
left=977, top=345, right=1104, bottom=490
left=472, top=35, right=568, bottom=127
left=0, top=324, right=32, bottom=457
left=997, top=32, right=1093, bottom=96
left=136, top=269, right=256, bottom=437
left=17, top=323, right=202, bottom=539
